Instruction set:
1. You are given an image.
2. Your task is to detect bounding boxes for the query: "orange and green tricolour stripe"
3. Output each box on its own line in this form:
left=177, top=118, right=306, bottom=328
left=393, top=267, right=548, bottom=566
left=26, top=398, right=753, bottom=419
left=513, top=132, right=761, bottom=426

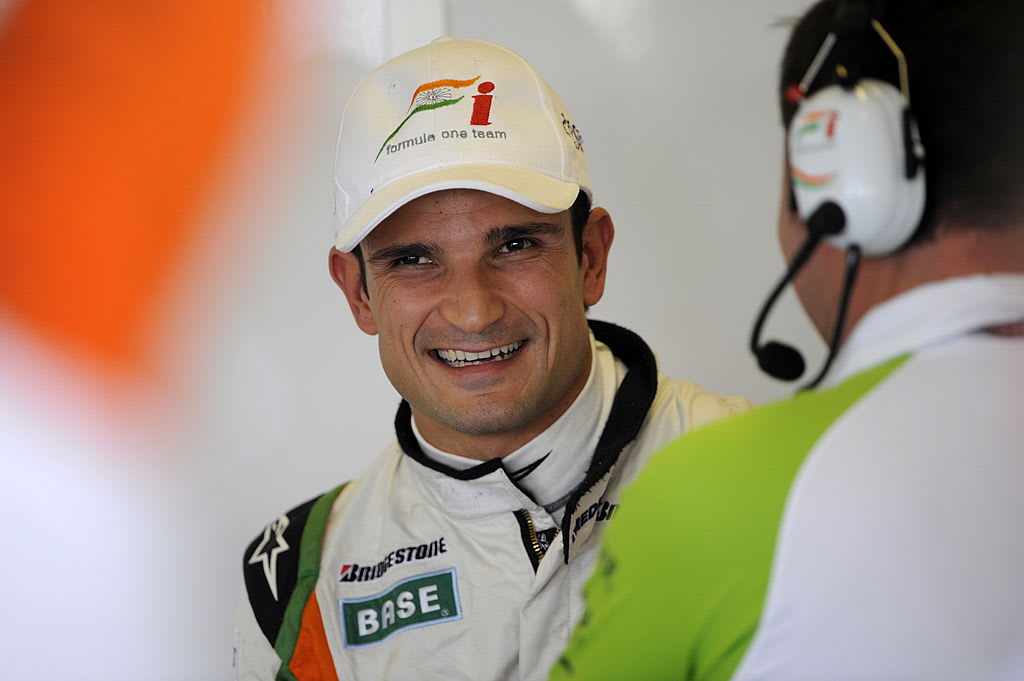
left=375, top=76, right=480, bottom=161
left=796, top=110, right=838, bottom=140
left=790, top=165, right=837, bottom=189
left=274, top=483, right=347, bottom=681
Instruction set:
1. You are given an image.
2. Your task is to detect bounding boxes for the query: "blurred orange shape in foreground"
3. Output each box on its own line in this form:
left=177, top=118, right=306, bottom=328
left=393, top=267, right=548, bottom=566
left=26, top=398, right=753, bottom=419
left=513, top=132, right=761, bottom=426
left=0, top=1, right=264, bottom=378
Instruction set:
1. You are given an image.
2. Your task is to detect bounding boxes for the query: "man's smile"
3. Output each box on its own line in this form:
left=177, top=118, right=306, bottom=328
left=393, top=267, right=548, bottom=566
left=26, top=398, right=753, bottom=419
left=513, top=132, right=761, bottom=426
left=432, top=340, right=526, bottom=368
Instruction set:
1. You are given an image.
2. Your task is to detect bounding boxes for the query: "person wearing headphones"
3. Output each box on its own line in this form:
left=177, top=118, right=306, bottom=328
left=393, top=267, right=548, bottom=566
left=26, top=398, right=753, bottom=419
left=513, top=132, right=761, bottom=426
left=233, top=37, right=751, bottom=681
left=550, top=1, right=1024, bottom=679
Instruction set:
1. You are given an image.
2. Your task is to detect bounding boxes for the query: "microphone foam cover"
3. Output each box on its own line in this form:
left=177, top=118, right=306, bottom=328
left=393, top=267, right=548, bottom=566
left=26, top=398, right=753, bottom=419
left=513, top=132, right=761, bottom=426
left=807, top=200, right=846, bottom=236
left=756, top=341, right=806, bottom=381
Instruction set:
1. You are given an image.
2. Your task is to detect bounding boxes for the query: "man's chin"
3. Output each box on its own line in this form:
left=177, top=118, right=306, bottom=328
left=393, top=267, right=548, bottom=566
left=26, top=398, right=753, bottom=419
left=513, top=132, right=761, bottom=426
left=419, top=400, right=535, bottom=439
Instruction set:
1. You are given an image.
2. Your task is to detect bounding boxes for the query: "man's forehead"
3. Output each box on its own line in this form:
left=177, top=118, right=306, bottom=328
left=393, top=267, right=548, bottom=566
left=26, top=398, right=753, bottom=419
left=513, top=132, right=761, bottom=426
left=390, top=188, right=557, bottom=220
left=404, top=188, right=508, bottom=212
left=362, top=188, right=568, bottom=250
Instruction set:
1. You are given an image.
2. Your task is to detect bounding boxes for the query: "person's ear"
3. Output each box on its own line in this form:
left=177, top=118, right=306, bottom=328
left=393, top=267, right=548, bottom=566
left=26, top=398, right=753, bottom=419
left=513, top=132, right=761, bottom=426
left=328, top=247, right=378, bottom=335
left=580, top=207, right=615, bottom=307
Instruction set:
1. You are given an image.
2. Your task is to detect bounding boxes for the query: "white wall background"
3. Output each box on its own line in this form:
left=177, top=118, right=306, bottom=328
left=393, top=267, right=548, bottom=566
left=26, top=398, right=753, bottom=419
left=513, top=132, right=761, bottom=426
left=162, top=0, right=824, bottom=676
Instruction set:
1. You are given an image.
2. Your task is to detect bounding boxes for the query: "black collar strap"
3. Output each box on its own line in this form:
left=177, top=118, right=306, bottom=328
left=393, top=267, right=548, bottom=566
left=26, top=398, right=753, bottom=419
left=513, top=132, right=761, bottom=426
left=558, top=320, right=658, bottom=561
left=394, top=403, right=503, bottom=481
left=394, top=319, right=659, bottom=558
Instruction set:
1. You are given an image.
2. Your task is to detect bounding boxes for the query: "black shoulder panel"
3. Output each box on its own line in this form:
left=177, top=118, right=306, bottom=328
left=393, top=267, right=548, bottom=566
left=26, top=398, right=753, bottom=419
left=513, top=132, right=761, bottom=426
left=242, top=492, right=325, bottom=645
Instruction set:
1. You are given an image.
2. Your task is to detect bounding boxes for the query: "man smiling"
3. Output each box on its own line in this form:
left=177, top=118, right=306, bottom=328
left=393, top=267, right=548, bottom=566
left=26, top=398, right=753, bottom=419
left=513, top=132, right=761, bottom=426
left=339, top=189, right=604, bottom=458
left=234, top=37, right=750, bottom=681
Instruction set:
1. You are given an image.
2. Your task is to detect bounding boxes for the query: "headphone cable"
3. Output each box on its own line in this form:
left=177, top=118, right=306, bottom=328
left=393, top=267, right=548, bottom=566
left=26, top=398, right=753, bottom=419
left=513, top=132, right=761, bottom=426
left=801, top=244, right=862, bottom=390
left=750, top=230, right=823, bottom=382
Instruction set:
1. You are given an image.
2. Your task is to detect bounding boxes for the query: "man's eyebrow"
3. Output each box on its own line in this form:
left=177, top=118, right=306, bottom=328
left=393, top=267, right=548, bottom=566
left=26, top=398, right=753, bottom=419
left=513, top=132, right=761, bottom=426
left=366, top=241, right=439, bottom=264
left=485, top=222, right=563, bottom=245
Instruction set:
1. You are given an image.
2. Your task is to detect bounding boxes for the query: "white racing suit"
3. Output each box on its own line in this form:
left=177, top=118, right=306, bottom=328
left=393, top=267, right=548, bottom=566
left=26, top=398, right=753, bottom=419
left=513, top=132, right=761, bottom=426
left=234, top=320, right=751, bottom=681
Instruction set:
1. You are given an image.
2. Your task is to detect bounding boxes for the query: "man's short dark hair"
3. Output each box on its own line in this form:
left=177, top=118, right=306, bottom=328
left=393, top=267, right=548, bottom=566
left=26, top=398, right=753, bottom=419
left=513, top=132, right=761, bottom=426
left=351, top=189, right=592, bottom=293
left=780, top=0, right=1024, bottom=243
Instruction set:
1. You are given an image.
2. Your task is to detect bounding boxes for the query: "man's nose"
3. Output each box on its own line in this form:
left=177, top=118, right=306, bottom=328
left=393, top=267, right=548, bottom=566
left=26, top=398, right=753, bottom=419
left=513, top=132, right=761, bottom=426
left=438, top=265, right=505, bottom=333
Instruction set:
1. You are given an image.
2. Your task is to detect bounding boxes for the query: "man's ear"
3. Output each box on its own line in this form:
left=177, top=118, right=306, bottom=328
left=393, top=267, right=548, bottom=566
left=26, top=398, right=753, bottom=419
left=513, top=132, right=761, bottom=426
left=328, top=247, right=378, bottom=335
left=580, top=207, right=615, bottom=307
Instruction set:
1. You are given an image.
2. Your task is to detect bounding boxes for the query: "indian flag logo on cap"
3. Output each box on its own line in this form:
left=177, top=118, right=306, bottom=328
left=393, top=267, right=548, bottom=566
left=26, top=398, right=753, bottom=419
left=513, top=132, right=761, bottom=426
left=376, top=76, right=480, bottom=161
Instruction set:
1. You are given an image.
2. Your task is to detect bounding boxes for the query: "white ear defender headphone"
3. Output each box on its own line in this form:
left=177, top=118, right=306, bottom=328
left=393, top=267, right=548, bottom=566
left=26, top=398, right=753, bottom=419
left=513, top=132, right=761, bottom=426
left=751, top=0, right=927, bottom=389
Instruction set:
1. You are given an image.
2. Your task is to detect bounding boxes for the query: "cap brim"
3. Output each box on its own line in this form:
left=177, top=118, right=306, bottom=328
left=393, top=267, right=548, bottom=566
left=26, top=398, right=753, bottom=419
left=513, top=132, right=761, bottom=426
left=334, top=163, right=583, bottom=252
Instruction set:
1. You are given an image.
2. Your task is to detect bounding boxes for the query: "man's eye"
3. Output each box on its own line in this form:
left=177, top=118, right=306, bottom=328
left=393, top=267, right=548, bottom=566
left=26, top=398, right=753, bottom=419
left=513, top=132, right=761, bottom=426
left=500, top=238, right=533, bottom=253
left=394, top=255, right=431, bottom=266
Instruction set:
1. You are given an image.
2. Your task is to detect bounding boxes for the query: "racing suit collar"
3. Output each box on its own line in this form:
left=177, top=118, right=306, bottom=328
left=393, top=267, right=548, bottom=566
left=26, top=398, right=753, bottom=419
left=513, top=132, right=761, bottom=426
left=410, top=332, right=614, bottom=524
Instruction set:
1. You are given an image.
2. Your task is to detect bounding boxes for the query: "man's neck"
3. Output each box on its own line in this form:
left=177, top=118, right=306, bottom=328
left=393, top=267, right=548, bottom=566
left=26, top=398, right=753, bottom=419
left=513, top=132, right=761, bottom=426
left=841, top=224, right=1024, bottom=342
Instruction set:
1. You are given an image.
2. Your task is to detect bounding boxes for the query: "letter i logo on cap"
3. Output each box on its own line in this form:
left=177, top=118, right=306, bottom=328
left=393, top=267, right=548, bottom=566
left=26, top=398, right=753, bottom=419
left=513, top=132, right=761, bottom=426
left=471, top=81, right=495, bottom=125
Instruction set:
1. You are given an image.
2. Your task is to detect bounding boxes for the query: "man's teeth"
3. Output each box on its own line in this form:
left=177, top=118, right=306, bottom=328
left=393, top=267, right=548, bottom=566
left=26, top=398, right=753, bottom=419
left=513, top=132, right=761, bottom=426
left=437, top=341, right=524, bottom=367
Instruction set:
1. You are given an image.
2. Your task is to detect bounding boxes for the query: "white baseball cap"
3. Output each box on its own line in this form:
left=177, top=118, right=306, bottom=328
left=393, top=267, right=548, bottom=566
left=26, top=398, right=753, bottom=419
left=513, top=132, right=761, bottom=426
left=332, top=37, right=591, bottom=252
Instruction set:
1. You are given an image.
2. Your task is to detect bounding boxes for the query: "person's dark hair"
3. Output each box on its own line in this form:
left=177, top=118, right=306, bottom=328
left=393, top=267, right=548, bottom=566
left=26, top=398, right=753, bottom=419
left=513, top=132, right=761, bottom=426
left=780, top=0, right=1024, bottom=243
left=350, top=189, right=592, bottom=293
left=567, top=189, right=593, bottom=262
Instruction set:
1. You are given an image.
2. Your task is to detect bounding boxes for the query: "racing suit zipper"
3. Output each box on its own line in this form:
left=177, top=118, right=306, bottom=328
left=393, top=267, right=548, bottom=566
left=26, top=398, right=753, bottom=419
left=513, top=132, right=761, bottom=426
left=514, top=509, right=546, bottom=572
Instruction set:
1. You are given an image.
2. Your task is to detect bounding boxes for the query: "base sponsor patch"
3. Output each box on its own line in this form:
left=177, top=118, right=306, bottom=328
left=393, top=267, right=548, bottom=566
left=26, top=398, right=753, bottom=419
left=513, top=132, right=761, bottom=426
left=340, top=568, right=462, bottom=648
